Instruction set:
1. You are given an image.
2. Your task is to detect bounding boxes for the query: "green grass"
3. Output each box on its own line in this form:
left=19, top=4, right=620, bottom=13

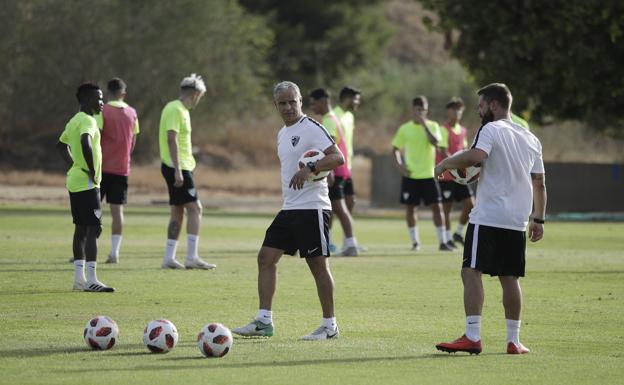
left=0, top=205, right=623, bottom=385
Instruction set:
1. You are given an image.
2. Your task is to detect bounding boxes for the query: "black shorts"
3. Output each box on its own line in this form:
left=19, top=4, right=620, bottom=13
left=400, top=177, right=441, bottom=206
left=161, top=164, right=198, bottom=206
left=439, top=180, right=473, bottom=203
left=100, top=173, right=128, bottom=204
left=462, top=223, right=526, bottom=277
left=343, top=177, right=354, bottom=196
left=262, top=209, right=332, bottom=258
left=69, top=188, right=102, bottom=226
left=329, top=176, right=347, bottom=201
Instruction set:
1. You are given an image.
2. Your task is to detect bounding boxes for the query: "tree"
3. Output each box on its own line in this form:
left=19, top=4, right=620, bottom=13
left=420, top=0, right=624, bottom=132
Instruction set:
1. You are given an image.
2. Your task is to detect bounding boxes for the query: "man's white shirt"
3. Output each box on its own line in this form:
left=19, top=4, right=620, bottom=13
left=469, top=119, right=545, bottom=231
left=277, top=115, right=335, bottom=210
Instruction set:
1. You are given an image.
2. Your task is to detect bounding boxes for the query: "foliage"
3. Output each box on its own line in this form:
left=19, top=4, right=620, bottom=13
left=420, top=0, right=624, bottom=132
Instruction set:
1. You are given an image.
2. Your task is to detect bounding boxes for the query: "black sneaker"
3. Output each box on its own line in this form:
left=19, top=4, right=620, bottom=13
left=446, top=240, right=457, bottom=249
left=411, top=242, right=421, bottom=251
left=439, top=243, right=454, bottom=251
left=453, top=233, right=465, bottom=246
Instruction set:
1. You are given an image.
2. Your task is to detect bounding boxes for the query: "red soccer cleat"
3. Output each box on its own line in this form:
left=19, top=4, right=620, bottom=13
left=507, top=342, right=530, bottom=354
left=436, top=335, right=482, bottom=355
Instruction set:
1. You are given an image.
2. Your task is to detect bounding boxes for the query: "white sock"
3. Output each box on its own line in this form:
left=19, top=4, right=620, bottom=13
left=164, top=239, right=178, bottom=262
left=74, top=260, right=86, bottom=283
left=446, top=230, right=453, bottom=243
left=186, top=234, right=199, bottom=261
left=111, top=234, right=122, bottom=258
left=255, top=309, right=273, bottom=324
left=455, top=223, right=465, bottom=236
left=344, top=237, right=357, bottom=248
left=436, top=226, right=447, bottom=243
left=465, top=315, right=481, bottom=342
left=408, top=226, right=420, bottom=244
left=86, top=261, right=98, bottom=283
left=506, top=319, right=521, bottom=345
left=322, top=317, right=337, bottom=330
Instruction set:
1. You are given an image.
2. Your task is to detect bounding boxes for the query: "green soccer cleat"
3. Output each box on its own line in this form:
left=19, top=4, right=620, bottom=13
left=232, top=320, right=274, bottom=337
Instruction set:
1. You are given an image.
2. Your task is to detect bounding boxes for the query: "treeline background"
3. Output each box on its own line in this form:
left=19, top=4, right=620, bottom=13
left=1, top=0, right=622, bottom=171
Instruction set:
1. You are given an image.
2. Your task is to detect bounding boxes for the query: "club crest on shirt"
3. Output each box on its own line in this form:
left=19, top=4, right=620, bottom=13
left=291, top=136, right=300, bottom=147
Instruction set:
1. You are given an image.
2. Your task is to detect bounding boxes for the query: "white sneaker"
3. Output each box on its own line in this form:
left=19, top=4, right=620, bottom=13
left=161, top=259, right=185, bottom=269
left=301, top=326, right=339, bottom=340
left=184, top=257, right=216, bottom=270
left=84, top=280, right=115, bottom=292
left=232, top=320, right=274, bottom=337
left=73, top=280, right=86, bottom=290
left=357, top=244, right=369, bottom=252
left=105, top=254, right=118, bottom=264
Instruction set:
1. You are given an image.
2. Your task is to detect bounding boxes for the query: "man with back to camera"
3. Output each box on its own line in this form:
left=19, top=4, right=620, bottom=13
left=392, top=96, right=453, bottom=251
left=435, top=97, right=474, bottom=248
left=57, top=83, right=114, bottom=292
left=159, top=73, right=216, bottom=270
left=232, top=81, right=345, bottom=340
left=309, top=88, right=359, bottom=257
left=434, top=83, right=547, bottom=355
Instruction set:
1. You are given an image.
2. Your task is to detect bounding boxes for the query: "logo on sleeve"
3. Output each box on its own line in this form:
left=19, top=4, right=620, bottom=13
left=291, top=136, right=300, bottom=147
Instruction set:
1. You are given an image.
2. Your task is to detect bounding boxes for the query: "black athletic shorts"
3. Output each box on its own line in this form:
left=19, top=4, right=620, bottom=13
left=161, top=164, right=198, bottom=206
left=462, top=223, right=526, bottom=277
left=69, top=188, right=102, bottom=226
left=343, top=177, right=355, bottom=196
left=439, top=180, right=473, bottom=203
left=263, top=209, right=332, bottom=258
left=329, top=176, right=347, bottom=201
left=400, top=177, right=441, bottom=206
left=100, top=172, right=128, bottom=204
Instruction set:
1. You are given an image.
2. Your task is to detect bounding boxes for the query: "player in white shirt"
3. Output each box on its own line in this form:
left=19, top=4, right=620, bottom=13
left=433, top=83, right=547, bottom=355
left=233, top=81, right=345, bottom=341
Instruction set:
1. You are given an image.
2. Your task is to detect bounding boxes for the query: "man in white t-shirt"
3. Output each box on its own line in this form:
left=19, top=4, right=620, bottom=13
left=233, top=81, right=345, bottom=341
left=433, top=83, right=547, bottom=355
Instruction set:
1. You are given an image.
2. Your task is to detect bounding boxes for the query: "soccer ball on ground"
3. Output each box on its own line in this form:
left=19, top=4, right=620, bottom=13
left=197, top=323, right=233, bottom=358
left=298, top=149, right=330, bottom=181
left=143, top=319, right=179, bottom=353
left=449, top=165, right=480, bottom=185
left=84, top=315, right=119, bottom=350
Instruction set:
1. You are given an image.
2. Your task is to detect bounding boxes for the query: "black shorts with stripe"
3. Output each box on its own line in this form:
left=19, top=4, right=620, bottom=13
left=462, top=223, right=526, bottom=277
left=100, top=172, right=128, bottom=204
left=262, top=209, right=332, bottom=258
left=69, top=188, right=102, bottom=226
left=161, top=163, right=198, bottom=206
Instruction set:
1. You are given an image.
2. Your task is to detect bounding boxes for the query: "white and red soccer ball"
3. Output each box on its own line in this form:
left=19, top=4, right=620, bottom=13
left=143, top=319, right=179, bottom=353
left=84, top=316, right=119, bottom=350
left=449, top=165, right=480, bottom=185
left=197, top=323, right=233, bottom=358
left=298, top=149, right=329, bottom=181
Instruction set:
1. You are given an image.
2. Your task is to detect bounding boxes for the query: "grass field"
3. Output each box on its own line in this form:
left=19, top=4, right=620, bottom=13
left=0, top=205, right=622, bottom=385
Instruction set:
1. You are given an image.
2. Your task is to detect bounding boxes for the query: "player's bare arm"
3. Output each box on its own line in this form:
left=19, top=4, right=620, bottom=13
left=415, top=114, right=439, bottom=146
left=529, top=172, right=547, bottom=242
left=435, top=148, right=487, bottom=178
left=392, top=147, right=410, bottom=177
left=56, top=141, right=72, bottom=166
left=289, top=144, right=344, bottom=190
left=167, top=130, right=183, bottom=187
left=80, top=133, right=97, bottom=183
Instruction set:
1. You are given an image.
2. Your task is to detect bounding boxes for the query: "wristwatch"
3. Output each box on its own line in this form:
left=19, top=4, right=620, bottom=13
left=532, top=218, right=545, bottom=224
left=306, top=161, right=317, bottom=173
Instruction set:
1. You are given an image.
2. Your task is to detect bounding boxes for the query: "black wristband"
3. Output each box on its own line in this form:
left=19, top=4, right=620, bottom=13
left=532, top=218, right=545, bottom=224
left=306, top=161, right=317, bottom=173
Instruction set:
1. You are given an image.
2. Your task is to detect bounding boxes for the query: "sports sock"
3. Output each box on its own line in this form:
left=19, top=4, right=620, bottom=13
left=74, top=260, right=86, bottom=283
left=322, top=317, right=337, bottom=330
left=86, top=261, right=98, bottom=283
left=186, top=234, right=199, bottom=261
left=436, top=226, right=447, bottom=243
left=455, top=223, right=465, bottom=236
left=344, top=237, right=357, bottom=248
left=164, top=239, right=178, bottom=262
left=446, top=230, right=453, bottom=243
left=255, top=309, right=273, bottom=324
left=408, top=226, right=420, bottom=244
left=465, top=315, right=481, bottom=342
left=111, top=234, right=122, bottom=258
left=506, top=319, right=521, bottom=345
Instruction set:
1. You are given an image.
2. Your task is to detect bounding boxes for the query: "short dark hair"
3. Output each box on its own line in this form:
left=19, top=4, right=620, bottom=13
left=339, top=86, right=360, bottom=101
left=107, top=77, right=126, bottom=94
left=75, top=83, right=100, bottom=104
left=477, top=83, right=512, bottom=109
left=412, top=95, right=428, bottom=108
left=309, top=88, right=330, bottom=100
left=446, top=97, right=465, bottom=109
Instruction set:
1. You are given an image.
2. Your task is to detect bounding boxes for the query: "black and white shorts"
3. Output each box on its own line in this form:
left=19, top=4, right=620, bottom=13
left=262, top=209, right=332, bottom=258
left=400, top=177, right=442, bottom=206
left=462, top=223, right=526, bottom=277
left=161, top=164, right=198, bottom=206
left=439, top=180, right=473, bottom=203
left=100, top=172, right=128, bottom=204
left=69, top=188, right=102, bottom=226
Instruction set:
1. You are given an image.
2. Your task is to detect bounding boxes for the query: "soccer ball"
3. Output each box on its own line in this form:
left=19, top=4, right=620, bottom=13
left=197, top=323, right=233, bottom=358
left=143, top=319, right=179, bottom=353
left=84, top=315, right=119, bottom=350
left=298, top=149, right=330, bottom=181
left=449, top=165, right=481, bottom=185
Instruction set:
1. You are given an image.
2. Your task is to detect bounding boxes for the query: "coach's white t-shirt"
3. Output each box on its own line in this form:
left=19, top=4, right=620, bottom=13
left=469, top=119, right=545, bottom=231
left=277, top=115, right=335, bottom=210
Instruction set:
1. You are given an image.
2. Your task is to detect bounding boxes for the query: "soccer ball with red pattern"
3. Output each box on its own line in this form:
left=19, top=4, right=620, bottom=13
left=298, top=149, right=330, bottom=181
left=143, top=319, right=179, bottom=353
left=84, top=316, right=119, bottom=350
left=197, top=323, right=233, bottom=358
left=449, top=165, right=481, bottom=185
